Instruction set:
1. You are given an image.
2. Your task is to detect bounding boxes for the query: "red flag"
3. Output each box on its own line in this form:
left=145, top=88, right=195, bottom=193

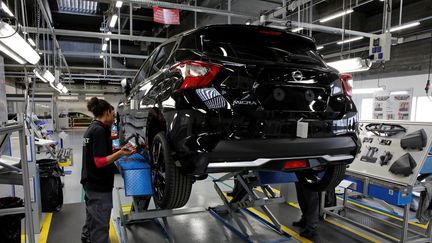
left=153, top=6, right=180, bottom=25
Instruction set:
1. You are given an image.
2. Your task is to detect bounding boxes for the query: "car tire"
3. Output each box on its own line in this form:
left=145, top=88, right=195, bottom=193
left=296, top=164, right=346, bottom=192
left=151, top=132, right=192, bottom=209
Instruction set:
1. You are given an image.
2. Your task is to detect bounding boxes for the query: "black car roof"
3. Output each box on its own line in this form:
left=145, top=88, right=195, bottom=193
left=169, top=24, right=316, bottom=47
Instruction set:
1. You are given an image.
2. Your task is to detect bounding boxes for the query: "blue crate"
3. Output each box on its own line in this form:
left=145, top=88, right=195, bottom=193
left=117, top=153, right=153, bottom=197
left=257, top=171, right=298, bottom=185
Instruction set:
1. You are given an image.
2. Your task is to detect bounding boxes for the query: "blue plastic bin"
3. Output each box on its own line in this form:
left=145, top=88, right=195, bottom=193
left=116, top=153, right=153, bottom=196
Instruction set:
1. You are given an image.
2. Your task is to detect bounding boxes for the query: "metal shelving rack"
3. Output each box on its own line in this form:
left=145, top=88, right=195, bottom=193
left=0, top=123, right=35, bottom=243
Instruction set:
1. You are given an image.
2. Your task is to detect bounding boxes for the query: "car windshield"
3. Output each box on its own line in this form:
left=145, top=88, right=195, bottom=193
left=200, top=27, right=325, bottom=66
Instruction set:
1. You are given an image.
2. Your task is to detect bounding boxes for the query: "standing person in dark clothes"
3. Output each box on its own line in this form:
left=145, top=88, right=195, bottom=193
left=81, top=97, right=135, bottom=243
left=292, top=182, right=320, bottom=239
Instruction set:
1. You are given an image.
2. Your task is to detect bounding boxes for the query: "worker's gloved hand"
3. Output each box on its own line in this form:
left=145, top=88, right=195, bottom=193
left=120, top=144, right=136, bottom=156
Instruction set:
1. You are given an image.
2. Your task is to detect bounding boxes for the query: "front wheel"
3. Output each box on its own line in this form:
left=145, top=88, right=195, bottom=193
left=295, top=164, right=347, bottom=192
left=151, top=132, right=193, bottom=209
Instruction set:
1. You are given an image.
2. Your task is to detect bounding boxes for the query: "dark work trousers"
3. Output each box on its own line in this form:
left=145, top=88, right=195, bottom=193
left=82, top=189, right=113, bottom=243
left=295, top=182, right=319, bottom=232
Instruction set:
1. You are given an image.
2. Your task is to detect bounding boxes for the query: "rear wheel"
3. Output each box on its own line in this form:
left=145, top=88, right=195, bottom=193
left=296, top=164, right=346, bottom=192
left=151, top=132, right=193, bottom=209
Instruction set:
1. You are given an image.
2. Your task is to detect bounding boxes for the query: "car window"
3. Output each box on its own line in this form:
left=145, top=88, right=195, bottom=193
left=133, top=49, right=158, bottom=86
left=150, top=42, right=176, bottom=74
left=199, top=27, right=325, bottom=66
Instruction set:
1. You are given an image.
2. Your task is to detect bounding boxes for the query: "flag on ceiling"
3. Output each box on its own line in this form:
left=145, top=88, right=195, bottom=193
left=153, top=6, right=180, bottom=25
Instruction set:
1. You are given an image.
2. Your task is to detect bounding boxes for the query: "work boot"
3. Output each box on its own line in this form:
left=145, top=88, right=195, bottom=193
left=299, top=228, right=317, bottom=239
left=292, top=219, right=306, bottom=228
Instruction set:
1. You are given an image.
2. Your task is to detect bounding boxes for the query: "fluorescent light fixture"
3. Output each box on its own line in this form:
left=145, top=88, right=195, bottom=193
left=0, top=22, right=40, bottom=64
left=57, top=82, right=64, bottom=90
left=337, top=36, right=364, bottom=45
left=99, top=54, right=104, bottom=59
left=327, top=57, right=371, bottom=73
left=1, top=2, right=14, bottom=17
left=61, top=86, right=68, bottom=94
left=58, top=96, right=78, bottom=101
left=115, top=1, right=123, bottom=8
left=316, top=45, right=324, bottom=50
left=352, top=87, right=384, bottom=94
left=389, top=22, right=420, bottom=32
left=27, top=38, right=36, bottom=47
left=33, top=69, right=55, bottom=83
left=105, top=31, right=111, bottom=41
left=101, top=43, right=107, bottom=51
left=33, top=69, right=47, bottom=83
left=42, top=70, right=55, bottom=82
left=291, top=27, right=304, bottom=32
left=0, top=43, right=26, bottom=64
left=109, top=14, right=118, bottom=28
left=390, top=91, right=410, bottom=95
left=85, top=96, right=105, bottom=101
left=320, top=9, right=353, bottom=23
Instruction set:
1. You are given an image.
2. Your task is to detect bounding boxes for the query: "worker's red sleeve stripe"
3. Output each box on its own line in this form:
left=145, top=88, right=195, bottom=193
left=94, top=156, right=108, bottom=168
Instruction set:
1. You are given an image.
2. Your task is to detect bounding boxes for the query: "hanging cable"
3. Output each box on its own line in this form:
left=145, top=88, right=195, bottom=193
left=426, top=37, right=432, bottom=101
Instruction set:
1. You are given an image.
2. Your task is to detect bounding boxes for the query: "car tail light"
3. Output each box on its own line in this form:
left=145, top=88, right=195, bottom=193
left=173, top=60, right=222, bottom=89
left=283, top=160, right=308, bottom=170
left=330, top=74, right=353, bottom=97
left=340, top=73, right=353, bottom=96
left=258, top=30, right=282, bottom=36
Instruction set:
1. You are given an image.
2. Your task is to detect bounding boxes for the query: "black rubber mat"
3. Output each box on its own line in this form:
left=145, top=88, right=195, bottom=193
left=47, top=203, right=86, bottom=243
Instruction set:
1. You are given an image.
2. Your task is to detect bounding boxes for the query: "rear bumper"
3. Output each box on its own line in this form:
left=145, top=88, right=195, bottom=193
left=190, top=135, right=359, bottom=174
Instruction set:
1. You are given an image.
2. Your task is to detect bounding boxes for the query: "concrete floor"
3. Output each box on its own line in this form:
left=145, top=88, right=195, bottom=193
left=42, top=127, right=429, bottom=243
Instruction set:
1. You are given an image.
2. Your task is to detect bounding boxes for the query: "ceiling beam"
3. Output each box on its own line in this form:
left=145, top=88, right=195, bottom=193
left=24, top=27, right=167, bottom=43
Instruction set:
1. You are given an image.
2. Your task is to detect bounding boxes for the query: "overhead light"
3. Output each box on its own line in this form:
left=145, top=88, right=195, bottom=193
left=320, top=9, right=354, bottom=23
left=58, top=96, right=78, bottom=101
left=245, top=21, right=251, bottom=25
left=389, top=22, right=420, bottom=32
left=291, top=27, right=304, bottom=32
left=327, top=57, right=371, bottom=73
left=1, top=1, right=14, bottom=17
left=0, top=43, right=26, bottom=64
left=390, top=91, right=410, bottom=95
left=27, top=38, right=36, bottom=47
left=61, top=86, right=68, bottom=94
left=316, top=45, right=324, bottom=50
left=109, top=14, right=118, bottom=28
left=105, top=31, right=111, bottom=41
left=337, top=36, right=364, bottom=45
left=99, top=54, right=104, bottom=59
left=42, top=70, right=55, bottom=82
left=57, top=82, right=64, bottom=90
left=115, top=1, right=123, bottom=8
left=0, top=22, right=40, bottom=64
left=33, top=69, right=47, bottom=83
left=352, top=87, right=384, bottom=94
left=102, top=43, right=107, bottom=51
left=33, top=69, right=55, bottom=83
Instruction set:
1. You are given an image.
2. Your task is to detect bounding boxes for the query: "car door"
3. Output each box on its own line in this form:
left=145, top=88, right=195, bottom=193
left=127, top=40, right=177, bottom=142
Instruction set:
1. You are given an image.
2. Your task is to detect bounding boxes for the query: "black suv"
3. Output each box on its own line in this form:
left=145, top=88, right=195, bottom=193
left=118, top=25, right=359, bottom=209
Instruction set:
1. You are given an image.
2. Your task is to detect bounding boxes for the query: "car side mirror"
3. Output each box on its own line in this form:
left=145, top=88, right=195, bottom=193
left=121, top=78, right=133, bottom=96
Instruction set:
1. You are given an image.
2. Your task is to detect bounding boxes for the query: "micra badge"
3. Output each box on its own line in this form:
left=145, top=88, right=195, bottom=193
left=233, top=100, right=258, bottom=105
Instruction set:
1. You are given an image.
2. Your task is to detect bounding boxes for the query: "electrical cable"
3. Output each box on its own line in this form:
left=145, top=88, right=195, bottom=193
left=426, top=36, right=432, bottom=101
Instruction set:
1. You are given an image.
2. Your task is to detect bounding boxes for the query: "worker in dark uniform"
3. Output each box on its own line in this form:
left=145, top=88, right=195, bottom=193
left=81, top=97, right=134, bottom=243
left=292, top=182, right=319, bottom=239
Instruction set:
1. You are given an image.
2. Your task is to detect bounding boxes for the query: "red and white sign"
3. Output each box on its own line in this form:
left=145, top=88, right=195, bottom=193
left=153, top=6, right=180, bottom=25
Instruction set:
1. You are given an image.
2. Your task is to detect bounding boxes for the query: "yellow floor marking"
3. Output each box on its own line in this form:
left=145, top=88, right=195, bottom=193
left=109, top=219, right=120, bottom=243
left=38, top=213, right=53, bottom=243
left=222, top=193, right=312, bottom=243
left=324, top=218, right=386, bottom=242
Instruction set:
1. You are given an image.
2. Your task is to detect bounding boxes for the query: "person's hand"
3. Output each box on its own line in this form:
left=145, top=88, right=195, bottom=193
left=119, top=144, right=136, bottom=156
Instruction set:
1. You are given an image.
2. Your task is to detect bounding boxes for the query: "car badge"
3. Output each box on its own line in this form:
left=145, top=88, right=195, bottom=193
left=291, top=70, right=304, bottom=81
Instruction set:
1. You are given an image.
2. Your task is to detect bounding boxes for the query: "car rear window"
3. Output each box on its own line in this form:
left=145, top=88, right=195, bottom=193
left=199, top=27, right=325, bottom=66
